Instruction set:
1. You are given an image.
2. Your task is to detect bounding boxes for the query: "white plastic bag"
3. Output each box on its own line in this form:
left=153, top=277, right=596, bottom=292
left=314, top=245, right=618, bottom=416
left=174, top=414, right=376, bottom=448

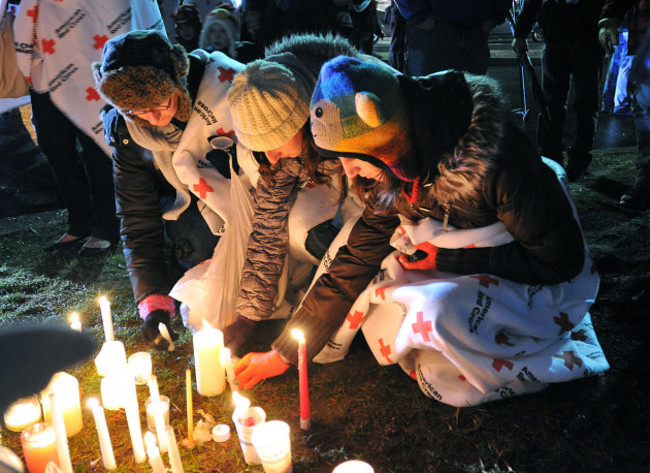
left=170, top=157, right=254, bottom=333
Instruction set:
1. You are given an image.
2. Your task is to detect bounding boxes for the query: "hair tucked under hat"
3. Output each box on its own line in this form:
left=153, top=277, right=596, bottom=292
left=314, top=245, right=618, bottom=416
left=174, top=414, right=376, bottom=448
left=227, top=57, right=313, bottom=152
left=310, top=55, right=416, bottom=181
left=91, top=30, right=192, bottom=126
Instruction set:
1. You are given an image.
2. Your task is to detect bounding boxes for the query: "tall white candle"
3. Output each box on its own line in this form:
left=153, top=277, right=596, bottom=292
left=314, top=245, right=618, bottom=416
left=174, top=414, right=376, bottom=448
left=165, top=425, right=185, bottom=473
left=40, top=372, right=83, bottom=436
left=147, top=376, right=168, bottom=453
left=48, top=392, right=73, bottom=473
left=124, top=400, right=147, bottom=464
left=144, top=431, right=167, bottom=473
left=98, top=295, right=115, bottom=342
left=193, top=320, right=225, bottom=396
left=87, top=398, right=117, bottom=470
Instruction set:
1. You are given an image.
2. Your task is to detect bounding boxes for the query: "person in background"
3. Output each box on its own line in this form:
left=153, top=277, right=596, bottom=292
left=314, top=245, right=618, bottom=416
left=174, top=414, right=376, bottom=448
left=199, top=5, right=259, bottom=62
left=599, top=0, right=650, bottom=209
left=221, top=33, right=365, bottom=351
left=513, top=0, right=605, bottom=182
left=172, top=3, right=203, bottom=52
left=93, top=30, right=248, bottom=348
left=348, top=0, right=383, bottom=55
left=394, top=0, right=511, bottom=76
left=233, top=55, right=608, bottom=407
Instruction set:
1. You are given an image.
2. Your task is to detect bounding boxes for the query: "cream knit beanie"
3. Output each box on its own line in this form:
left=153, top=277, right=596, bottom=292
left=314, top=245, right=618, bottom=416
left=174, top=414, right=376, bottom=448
left=227, top=59, right=312, bottom=152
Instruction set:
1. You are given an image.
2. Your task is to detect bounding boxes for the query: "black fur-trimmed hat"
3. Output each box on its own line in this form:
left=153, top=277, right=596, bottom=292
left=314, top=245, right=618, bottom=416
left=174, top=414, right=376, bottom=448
left=92, top=30, right=192, bottom=125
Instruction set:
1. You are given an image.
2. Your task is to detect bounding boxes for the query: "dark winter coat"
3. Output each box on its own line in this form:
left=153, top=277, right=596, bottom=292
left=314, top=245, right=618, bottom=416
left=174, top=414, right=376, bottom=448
left=272, top=72, right=586, bottom=365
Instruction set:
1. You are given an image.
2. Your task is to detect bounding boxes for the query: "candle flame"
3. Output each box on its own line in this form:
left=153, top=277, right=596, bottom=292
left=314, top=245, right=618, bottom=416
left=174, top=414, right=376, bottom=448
left=69, top=312, right=80, bottom=324
left=98, top=295, right=108, bottom=305
left=232, top=391, right=250, bottom=412
left=291, top=328, right=305, bottom=342
left=86, top=397, right=99, bottom=409
left=201, top=318, right=214, bottom=331
left=144, top=431, right=157, bottom=448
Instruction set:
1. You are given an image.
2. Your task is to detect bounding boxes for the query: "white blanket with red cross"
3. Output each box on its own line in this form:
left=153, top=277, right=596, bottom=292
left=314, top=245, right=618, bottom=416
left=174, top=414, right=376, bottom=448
left=312, top=161, right=609, bottom=406
left=13, top=0, right=163, bottom=156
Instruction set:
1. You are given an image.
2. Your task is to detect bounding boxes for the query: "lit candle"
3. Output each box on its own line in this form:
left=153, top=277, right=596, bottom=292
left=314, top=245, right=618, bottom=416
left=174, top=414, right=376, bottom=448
left=40, top=372, right=83, bottom=436
left=127, top=352, right=152, bottom=385
left=158, top=322, right=176, bottom=352
left=332, top=460, right=375, bottom=472
left=193, top=320, right=226, bottom=396
left=145, top=395, right=169, bottom=432
left=69, top=312, right=81, bottom=332
left=144, top=431, right=167, bottom=473
left=3, top=396, right=42, bottom=432
left=20, top=423, right=58, bottom=473
left=94, top=340, right=127, bottom=377
left=165, top=425, right=185, bottom=473
left=250, top=420, right=293, bottom=473
left=222, top=347, right=238, bottom=392
left=98, top=295, right=115, bottom=342
left=231, top=395, right=265, bottom=465
left=49, top=392, right=73, bottom=473
left=186, top=369, right=194, bottom=446
left=147, top=376, right=168, bottom=453
left=87, top=398, right=117, bottom=470
left=292, top=329, right=310, bottom=430
left=124, top=399, right=147, bottom=464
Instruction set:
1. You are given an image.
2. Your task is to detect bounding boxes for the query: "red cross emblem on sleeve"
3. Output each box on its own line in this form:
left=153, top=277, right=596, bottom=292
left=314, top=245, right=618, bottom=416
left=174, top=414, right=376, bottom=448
left=553, top=350, right=583, bottom=370
left=42, top=38, right=56, bottom=55
left=94, top=35, right=109, bottom=50
left=193, top=178, right=214, bottom=199
left=411, top=311, right=432, bottom=342
left=378, top=338, right=393, bottom=363
left=553, top=312, right=575, bottom=336
left=86, top=87, right=100, bottom=101
left=346, top=310, right=364, bottom=330
left=217, top=66, right=235, bottom=83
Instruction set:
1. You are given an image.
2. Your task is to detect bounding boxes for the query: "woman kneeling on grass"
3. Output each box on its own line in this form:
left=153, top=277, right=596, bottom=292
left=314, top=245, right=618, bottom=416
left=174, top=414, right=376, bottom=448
left=235, top=56, right=609, bottom=406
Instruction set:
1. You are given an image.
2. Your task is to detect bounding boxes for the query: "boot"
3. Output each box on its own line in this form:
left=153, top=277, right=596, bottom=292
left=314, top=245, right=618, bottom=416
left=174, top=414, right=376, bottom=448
left=620, top=172, right=650, bottom=210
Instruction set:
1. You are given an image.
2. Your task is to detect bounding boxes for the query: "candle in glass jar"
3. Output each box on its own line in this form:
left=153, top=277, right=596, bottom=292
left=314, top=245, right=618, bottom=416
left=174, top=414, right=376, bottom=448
left=3, top=396, right=42, bottom=432
left=40, top=372, right=83, bottom=437
left=20, top=423, right=58, bottom=473
left=193, top=320, right=225, bottom=396
left=127, top=352, right=152, bottom=385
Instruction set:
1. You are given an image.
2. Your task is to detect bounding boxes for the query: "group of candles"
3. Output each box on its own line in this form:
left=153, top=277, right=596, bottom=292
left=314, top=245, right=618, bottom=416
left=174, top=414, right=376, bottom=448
left=2, top=295, right=373, bottom=473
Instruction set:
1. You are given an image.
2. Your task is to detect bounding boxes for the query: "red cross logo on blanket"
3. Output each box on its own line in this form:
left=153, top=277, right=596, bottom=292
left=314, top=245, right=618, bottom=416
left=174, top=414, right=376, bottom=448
left=570, top=329, right=588, bottom=342
left=553, top=350, right=583, bottom=370
left=215, top=128, right=234, bottom=137
left=378, top=338, right=393, bottom=363
left=42, top=38, right=56, bottom=55
left=193, top=178, right=214, bottom=199
left=553, top=312, right=575, bottom=335
left=411, top=311, right=432, bottom=342
left=27, top=6, right=38, bottom=22
left=346, top=310, right=364, bottom=330
left=94, top=35, right=109, bottom=50
left=217, top=66, right=235, bottom=83
left=470, top=274, right=499, bottom=288
left=375, top=286, right=389, bottom=301
left=492, top=358, right=514, bottom=372
left=495, top=330, right=515, bottom=346
left=86, top=87, right=100, bottom=101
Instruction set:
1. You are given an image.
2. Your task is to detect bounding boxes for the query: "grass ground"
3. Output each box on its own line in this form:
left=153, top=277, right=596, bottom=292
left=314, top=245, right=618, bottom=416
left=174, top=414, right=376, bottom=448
left=0, top=147, right=649, bottom=472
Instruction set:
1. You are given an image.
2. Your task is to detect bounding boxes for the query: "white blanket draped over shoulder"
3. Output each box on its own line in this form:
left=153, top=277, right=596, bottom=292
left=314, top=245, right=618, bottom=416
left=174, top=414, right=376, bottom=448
left=311, top=159, right=610, bottom=407
left=13, top=0, right=163, bottom=156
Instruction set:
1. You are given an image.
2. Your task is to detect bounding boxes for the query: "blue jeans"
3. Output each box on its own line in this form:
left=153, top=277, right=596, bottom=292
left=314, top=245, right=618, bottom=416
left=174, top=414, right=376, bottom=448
left=632, top=81, right=650, bottom=173
left=29, top=91, right=119, bottom=241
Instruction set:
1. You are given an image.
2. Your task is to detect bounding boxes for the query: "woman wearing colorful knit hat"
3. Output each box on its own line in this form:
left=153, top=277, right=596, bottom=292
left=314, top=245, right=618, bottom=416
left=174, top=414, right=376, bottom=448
left=235, top=56, right=609, bottom=406
left=222, top=34, right=368, bottom=360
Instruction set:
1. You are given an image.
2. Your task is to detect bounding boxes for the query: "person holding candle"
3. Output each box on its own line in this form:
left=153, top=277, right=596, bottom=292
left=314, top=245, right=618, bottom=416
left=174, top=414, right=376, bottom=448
left=234, top=56, right=610, bottom=406
left=92, top=30, right=254, bottom=349
left=220, top=33, right=368, bottom=351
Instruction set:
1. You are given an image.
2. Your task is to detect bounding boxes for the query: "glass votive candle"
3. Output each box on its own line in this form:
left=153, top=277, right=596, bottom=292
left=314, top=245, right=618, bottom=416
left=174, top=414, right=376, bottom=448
left=20, top=422, right=58, bottom=473
left=332, top=460, right=375, bottom=472
left=3, top=396, right=42, bottom=432
left=250, top=420, right=292, bottom=473
left=128, top=352, right=152, bottom=385
left=145, top=395, right=170, bottom=432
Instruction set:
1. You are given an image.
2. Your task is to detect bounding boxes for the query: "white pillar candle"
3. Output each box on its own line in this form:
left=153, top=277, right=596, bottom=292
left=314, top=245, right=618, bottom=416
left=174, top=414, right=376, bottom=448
left=100, top=372, right=137, bottom=411
left=98, top=295, right=115, bottom=342
left=94, top=341, right=127, bottom=377
left=222, top=347, right=238, bottom=392
left=193, top=320, right=225, bottom=396
left=165, top=425, right=184, bottom=473
left=124, top=400, right=147, bottom=464
left=69, top=312, right=81, bottom=332
left=48, top=393, right=73, bottom=473
left=40, top=372, right=83, bottom=436
left=87, top=398, right=117, bottom=470
left=3, top=396, right=42, bottom=432
left=127, top=352, right=152, bottom=385
left=332, top=460, right=375, bottom=472
left=144, top=431, right=167, bottom=473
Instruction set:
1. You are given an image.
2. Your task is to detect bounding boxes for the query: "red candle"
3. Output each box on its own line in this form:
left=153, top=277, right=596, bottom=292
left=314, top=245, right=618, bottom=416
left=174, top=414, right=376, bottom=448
left=292, top=329, right=310, bottom=430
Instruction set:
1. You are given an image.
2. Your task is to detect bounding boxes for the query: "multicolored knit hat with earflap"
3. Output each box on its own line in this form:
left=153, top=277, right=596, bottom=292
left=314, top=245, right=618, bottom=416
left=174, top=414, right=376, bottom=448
left=310, top=55, right=417, bottom=181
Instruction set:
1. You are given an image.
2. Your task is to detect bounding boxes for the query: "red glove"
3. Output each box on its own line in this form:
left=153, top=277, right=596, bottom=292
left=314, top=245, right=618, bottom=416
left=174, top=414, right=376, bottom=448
left=398, top=242, right=439, bottom=270
left=234, top=350, right=290, bottom=390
